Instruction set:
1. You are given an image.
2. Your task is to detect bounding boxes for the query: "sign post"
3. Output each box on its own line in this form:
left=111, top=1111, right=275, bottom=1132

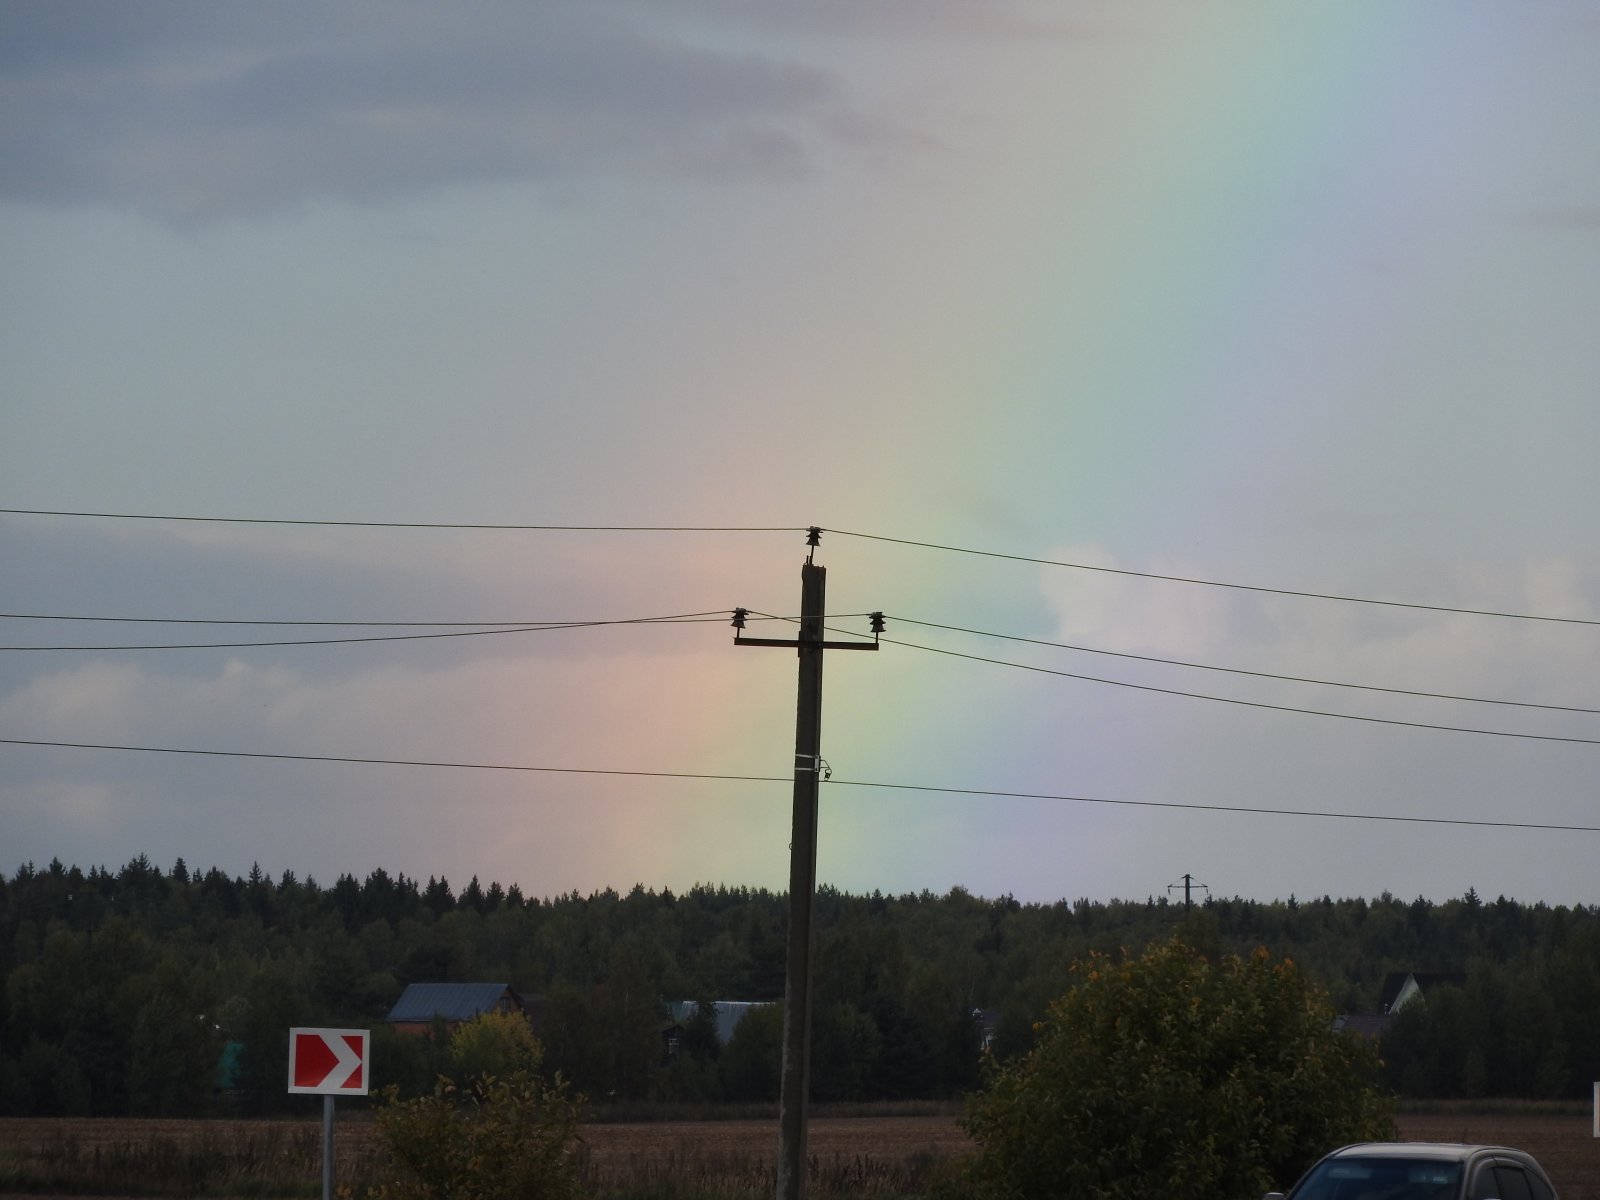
left=289, top=1028, right=370, bottom=1200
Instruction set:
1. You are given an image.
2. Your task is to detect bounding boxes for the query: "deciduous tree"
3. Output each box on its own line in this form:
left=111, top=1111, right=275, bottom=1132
left=960, top=939, right=1394, bottom=1200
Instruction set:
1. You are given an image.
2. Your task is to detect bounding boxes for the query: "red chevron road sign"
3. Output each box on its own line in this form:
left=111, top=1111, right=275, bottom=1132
left=288, top=1027, right=369, bottom=1095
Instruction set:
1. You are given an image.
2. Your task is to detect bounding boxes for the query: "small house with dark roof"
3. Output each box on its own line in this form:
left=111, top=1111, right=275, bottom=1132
left=386, top=982, right=529, bottom=1035
left=664, top=1000, right=772, bottom=1046
left=1335, top=971, right=1468, bottom=1042
left=1379, top=971, right=1466, bottom=1015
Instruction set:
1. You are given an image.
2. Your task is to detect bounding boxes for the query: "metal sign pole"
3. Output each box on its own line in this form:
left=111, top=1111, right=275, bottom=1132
left=323, top=1094, right=335, bottom=1200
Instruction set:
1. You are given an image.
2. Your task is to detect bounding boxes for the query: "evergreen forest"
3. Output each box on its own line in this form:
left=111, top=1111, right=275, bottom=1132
left=2, top=856, right=1597, bottom=1118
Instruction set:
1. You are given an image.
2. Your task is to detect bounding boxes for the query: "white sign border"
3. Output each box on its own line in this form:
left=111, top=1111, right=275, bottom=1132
left=288, top=1026, right=371, bottom=1096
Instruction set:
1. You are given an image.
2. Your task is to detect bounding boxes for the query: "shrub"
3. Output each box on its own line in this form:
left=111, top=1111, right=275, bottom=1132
left=960, top=938, right=1394, bottom=1200
left=368, top=1069, right=585, bottom=1200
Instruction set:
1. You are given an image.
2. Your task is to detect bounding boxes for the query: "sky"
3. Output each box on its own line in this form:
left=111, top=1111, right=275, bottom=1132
left=3, top=1, right=1598, bottom=908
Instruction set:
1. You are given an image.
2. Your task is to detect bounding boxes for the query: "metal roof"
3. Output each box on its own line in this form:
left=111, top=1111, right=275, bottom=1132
left=665, top=1000, right=773, bottom=1044
left=386, top=982, right=516, bottom=1023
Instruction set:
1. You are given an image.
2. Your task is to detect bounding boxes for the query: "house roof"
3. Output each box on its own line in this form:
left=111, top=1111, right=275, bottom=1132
left=1378, top=971, right=1465, bottom=1014
left=386, top=982, right=518, bottom=1023
left=665, top=1000, right=772, bottom=1044
left=1333, top=1013, right=1393, bottom=1040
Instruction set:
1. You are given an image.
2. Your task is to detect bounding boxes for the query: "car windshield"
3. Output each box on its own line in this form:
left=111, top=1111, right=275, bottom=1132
left=1291, top=1156, right=1463, bottom=1200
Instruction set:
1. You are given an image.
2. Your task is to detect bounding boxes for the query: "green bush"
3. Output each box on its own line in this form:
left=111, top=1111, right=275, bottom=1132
left=368, top=1069, right=585, bottom=1200
left=449, top=1008, right=545, bottom=1080
left=960, top=938, right=1394, bottom=1200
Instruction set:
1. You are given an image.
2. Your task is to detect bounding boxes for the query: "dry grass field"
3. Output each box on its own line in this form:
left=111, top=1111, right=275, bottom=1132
left=1393, top=1109, right=1598, bottom=1200
left=0, top=1106, right=1594, bottom=1198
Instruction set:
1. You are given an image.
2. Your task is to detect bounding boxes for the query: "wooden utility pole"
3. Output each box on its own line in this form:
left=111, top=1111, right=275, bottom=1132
left=734, top=529, right=879, bottom=1200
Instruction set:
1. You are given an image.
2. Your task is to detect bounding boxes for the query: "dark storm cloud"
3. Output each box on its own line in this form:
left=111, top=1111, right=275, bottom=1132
left=0, top=1, right=835, bottom=222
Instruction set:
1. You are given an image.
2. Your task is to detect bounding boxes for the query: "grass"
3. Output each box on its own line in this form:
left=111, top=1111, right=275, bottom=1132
left=0, top=1121, right=337, bottom=1197
left=6, top=1103, right=1593, bottom=1199
left=0, top=1112, right=960, bottom=1198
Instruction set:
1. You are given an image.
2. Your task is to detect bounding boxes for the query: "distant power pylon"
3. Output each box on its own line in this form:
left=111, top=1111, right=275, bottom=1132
left=1168, top=873, right=1210, bottom=911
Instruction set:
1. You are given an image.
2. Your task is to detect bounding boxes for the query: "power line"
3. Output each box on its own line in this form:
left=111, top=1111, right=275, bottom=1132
left=0, top=611, right=733, bottom=651
left=825, top=778, right=1598, bottom=832
left=892, top=617, right=1600, bottom=715
left=741, top=610, right=1600, bottom=744
left=0, top=611, right=813, bottom=628
left=824, top=529, right=1600, bottom=627
left=879, top=635, right=1600, bottom=746
left=1, top=613, right=594, bottom=626
left=0, top=738, right=789, bottom=785
left=7, top=508, right=1594, bottom=627
left=11, top=607, right=1589, bottom=717
left=4, top=737, right=1595, bottom=833
left=0, top=508, right=800, bottom=533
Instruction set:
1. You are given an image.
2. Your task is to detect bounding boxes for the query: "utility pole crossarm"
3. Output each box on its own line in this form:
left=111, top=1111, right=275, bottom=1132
left=731, top=607, right=884, bottom=651
left=734, top=636, right=879, bottom=650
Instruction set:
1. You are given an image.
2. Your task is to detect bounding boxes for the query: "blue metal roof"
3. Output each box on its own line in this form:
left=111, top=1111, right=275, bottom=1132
left=386, top=982, right=515, bottom=1023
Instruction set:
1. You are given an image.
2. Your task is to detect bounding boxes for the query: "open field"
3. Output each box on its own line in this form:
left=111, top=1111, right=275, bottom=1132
left=0, top=1106, right=1594, bottom=1198
left=1392, top=1109, right=1598, bottom=1200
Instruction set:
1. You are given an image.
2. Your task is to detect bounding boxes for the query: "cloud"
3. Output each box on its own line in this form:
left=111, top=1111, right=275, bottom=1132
left=1, top=2, right=837, bottom=223
left=0, top=621, right=796, bottom=890
left=1035, top=545, right=1600, bottom=715
left=1512, top=205, right=1600, bottom=231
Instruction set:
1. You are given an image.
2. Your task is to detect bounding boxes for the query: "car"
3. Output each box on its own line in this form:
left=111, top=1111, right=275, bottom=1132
left=1264, top=1142, right=1558, bottom=1200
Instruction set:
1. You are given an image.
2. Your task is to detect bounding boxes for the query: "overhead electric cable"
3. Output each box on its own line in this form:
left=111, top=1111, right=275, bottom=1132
left=9, top=506, right=1592, bottom=624
left=820, top=777, right=1599, bottom=833
left=878, top=635, right=1600, bottom=746
left=4, top=737, right=1595, bottom=833
left=0, top=738, right=789, bottom=785
left=0, top=611, right=811, bottom=628
left=0, top=611, right=732, bottom=651
left=824, top=529, right=1600, bottom=627
left=892, top=617, right=1600, bottom=715
left=0, top=508, right=800, bottom=532
left=743, top=610, right=1600, bottom=740
left=2, top=613, right=612, bottom=626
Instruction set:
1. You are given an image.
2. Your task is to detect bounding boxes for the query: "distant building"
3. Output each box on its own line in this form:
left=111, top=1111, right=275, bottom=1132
left=386, top=982, right=531, bottom=1035
left=1334, top=970, right=1467, bottom=1041
left=662, top=1000, right=774, bottom=1058
left=1331, top=1013, right=1394, bottom=1041
left=664, top=1000, right=772, bottom=1045
left=973, top=1008, right=1001, bottom=1051
left=213, top=1041, right=244, bottom=1097
left=1380, top=971, right=1465, bottom=1015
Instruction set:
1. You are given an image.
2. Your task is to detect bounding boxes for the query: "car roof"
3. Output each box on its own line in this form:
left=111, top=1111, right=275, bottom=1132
left=1328, top=1143, right=1528, bottom=1163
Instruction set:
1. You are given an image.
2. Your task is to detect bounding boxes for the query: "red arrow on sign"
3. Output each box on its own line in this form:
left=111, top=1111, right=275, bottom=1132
left=288, top=1027, right=369, bottom=1095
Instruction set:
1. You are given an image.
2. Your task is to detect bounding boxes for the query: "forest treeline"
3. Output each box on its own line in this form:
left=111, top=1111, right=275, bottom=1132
left=1, top=856, right=1597, bottom=1118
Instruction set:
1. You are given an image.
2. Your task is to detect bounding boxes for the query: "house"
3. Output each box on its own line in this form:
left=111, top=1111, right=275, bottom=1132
left=973, top=1008, right=1001, bottom=1052
left=1334, top=971, right=1467, bottom=1041
left=664, top=1000, right=772, bottom=1046
left=386, top=982, right=532, bottom=1035
left=661, top=1000, right=777, bottom=1059
left=1379, top=971, right=1465, bottom=1016
left=1332, top=1013, right=1394, bottom=1041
